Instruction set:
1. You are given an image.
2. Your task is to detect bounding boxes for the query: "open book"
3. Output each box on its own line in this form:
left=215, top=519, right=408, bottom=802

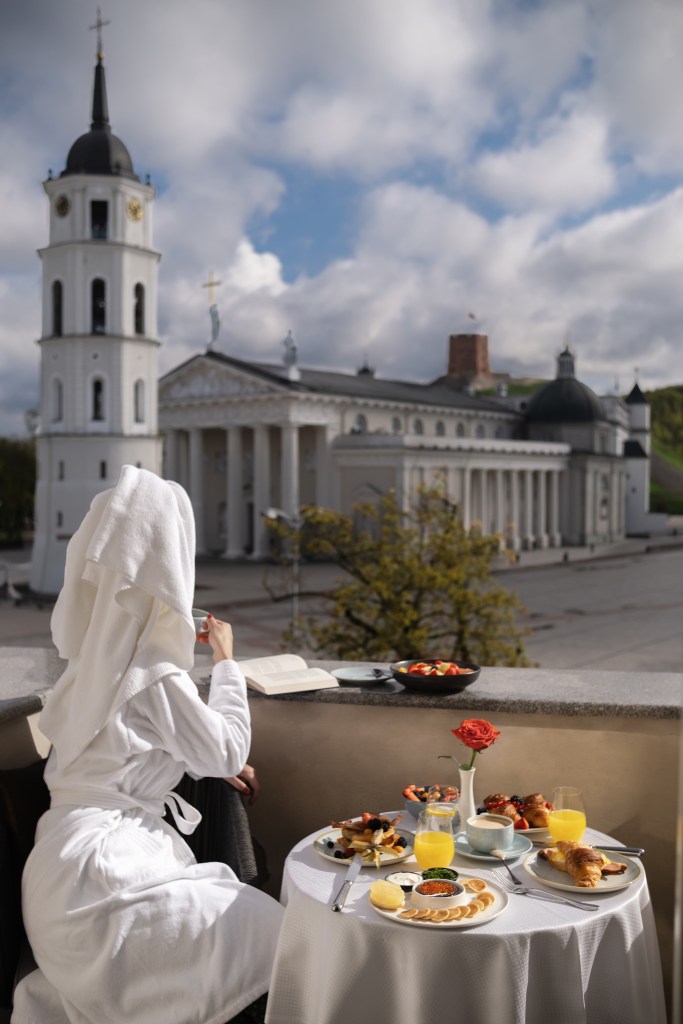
left=237, top=654, right=339, bottom=695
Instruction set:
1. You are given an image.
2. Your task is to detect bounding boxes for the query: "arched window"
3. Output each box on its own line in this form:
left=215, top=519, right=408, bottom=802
left=51, top=378, right=63, bottom=422
left=52, top=281, right=63, bottom=336
left=391, top=417, right=401, bottom=434
left=456, top=422, right=466, bottom=438
left=92, top=377, right=105, bottom=421
left=134, top=283, right=145, bottom=335
left=436, top=420, right=445, bottom=437
left=134, top=379, right=145, bottom=423
left=475, top=424, right=485, bottom=438
left=413, top=419, right=424, bottom=436
left=352, top=413, right=367, bottom=434
left=91, top=278, right=106, bottom=334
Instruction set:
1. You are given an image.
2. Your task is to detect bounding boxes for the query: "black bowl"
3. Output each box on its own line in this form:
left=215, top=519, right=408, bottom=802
left=391, top=659, right=481, bottom=694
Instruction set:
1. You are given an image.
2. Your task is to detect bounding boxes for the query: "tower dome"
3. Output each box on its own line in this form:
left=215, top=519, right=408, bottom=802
left=526, top=346, right=604, bottom=424
left=61, top=54, right=138, bottom=180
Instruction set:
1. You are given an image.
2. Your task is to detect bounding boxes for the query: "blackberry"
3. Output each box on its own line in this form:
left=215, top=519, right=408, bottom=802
left=476, top=806, right=487, bottom=815
left=333, top=850, right=346, bottom=859
left=394, top=836, right=407, bottom=849
left=366, top=817, right=383, bottom=831
left=381, top=821, right=392, bottom=831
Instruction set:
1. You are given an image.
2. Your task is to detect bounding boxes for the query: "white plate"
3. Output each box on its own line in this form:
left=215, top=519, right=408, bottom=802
left=369, top=871, right=509, bottom=928
left=454, top=832, right=533, bottom=862
left=314, top=827, right=414, bottom=867
left=332, top=667, right=392, bottom=685
left=523, top=849, right=643, bottom=893
left=525, top=826, right=552, bottom=843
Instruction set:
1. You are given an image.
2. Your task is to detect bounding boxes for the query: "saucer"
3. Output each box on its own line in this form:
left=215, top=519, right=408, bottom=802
left=454, top=832, right=533, bottom=862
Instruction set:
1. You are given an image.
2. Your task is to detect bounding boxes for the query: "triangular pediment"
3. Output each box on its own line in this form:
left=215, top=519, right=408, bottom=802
left=159, top=357, right=286, bottom=402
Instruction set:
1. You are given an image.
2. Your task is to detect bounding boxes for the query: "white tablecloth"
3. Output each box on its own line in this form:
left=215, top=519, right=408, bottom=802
left=265, top=822, right=667, bottom=1024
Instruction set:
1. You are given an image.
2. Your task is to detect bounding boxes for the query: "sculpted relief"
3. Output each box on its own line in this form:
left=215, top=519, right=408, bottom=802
left=162, top=368, right=275, bottom=401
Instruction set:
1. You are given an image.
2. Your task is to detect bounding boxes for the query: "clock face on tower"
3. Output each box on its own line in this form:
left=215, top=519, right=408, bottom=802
left=55, top=194, right=70, bottom=217
left=127, top=198, right=143, bottom=222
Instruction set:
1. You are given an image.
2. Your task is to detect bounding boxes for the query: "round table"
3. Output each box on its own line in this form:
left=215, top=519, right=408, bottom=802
left=265, top=821, right=667, bottom=1024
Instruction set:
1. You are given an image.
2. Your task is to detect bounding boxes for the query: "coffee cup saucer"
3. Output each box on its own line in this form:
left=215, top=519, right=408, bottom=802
left=454, top=832, right=533, bottom=862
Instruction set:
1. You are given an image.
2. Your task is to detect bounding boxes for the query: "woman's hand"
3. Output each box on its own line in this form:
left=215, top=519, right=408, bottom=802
left=225, top=763, right=260, bottom=804
left=204, top=614, right=234, bottom=664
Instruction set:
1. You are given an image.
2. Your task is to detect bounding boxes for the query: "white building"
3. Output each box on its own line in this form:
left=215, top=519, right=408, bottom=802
left=30, top=45, right=162, bottom=595
left=158, top=335, right=644, bottom=560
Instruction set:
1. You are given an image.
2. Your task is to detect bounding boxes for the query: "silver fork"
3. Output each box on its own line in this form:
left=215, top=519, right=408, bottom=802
left=491, top=865, right=599, bottom=911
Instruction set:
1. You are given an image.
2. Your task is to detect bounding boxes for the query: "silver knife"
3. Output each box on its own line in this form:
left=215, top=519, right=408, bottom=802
left=331, top=857, right=362, bottom=912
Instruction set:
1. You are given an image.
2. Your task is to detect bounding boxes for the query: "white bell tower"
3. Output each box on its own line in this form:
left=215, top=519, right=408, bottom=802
left=31, top=23, right=162, bottom=595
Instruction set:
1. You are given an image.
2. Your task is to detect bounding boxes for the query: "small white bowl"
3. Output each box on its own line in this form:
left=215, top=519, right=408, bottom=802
left=411, top=880, right=468, bottom=910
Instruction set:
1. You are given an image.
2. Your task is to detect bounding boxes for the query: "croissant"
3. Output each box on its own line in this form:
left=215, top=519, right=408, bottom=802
left=523, top=803, right=550, bottom=828
left=556, top=841, right=605, bottom=887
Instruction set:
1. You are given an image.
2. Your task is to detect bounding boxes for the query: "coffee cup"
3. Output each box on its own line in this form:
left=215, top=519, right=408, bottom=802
left=465, top=813, right=514, bottom=853
left=192, top=607, right=210, bottom=641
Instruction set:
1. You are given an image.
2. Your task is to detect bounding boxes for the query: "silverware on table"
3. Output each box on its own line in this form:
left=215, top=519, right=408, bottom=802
left=491, top=865, right=599, bottom=911
left=331, top=856, right=362, bottom=912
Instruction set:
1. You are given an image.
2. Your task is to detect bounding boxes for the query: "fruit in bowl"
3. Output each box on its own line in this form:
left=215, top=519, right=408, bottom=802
left=402, top=785, right=459, bottom=818
left=391, top=659, right=481, bottom=693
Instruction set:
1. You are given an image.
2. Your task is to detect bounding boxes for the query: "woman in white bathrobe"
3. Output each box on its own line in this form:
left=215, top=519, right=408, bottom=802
left=12, top=466, right=284, bottom=1024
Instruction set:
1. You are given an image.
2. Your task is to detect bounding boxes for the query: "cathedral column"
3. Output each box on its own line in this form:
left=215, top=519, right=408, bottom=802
left=462, top=466, right=471, bottom=530
left=280, top=424, right=300, bottom=520
left=251, top=425, right=270, bottom=559
left=549, top=470, right=561, bottom=547
left=315, top=425, right=332, bottom=508
left=164, top=428, right=178, bottom=482
left=479, top=469, right=489, bottom=534
left=537, top=470, right=548, bottom=549
left=495, top=469, right=505, bottom=549
left=223, top=427, right=243, bottom=559
left=509, top=469, right=520, bottom=552
left=523, top=469, right=534, bottom=549
left=188, top=428, right=205, bottom=554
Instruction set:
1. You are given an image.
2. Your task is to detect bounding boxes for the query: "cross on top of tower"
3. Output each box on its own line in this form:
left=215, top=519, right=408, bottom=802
left=89, top=7, right=111, bottom=60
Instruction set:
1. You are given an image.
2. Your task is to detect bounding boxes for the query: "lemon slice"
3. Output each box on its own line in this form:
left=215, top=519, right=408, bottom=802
left=369, top=880, right=405, bottom=911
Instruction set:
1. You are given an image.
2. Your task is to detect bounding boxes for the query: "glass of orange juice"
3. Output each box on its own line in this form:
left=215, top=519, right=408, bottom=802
left=547, top=786, right=586, bottom=843
left=413, top=809, right=455, bottom=870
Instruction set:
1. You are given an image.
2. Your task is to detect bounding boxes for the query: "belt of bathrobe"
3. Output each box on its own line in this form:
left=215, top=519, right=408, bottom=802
left=49, top=786, right=202, bottom=835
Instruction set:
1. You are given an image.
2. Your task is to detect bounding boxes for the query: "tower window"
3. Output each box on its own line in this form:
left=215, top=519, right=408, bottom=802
left=134, top=283, right=145, bottom=334
left=436, top=420, right=445, bottom=437
left=56, top=511, right=63, bottom=528
left=58, top=460, right=65, bottom=480
left=413, top=419, right=424, bottom=436
left=456, top=422, right=465, bottom=438
left=134, top=379, right=145, bottom=423
left=91, top=200, right=108, bottom=240
left=51, top=378, right=63, bottom=422
left=52, top=281, right=63, bottom=336
left=91, top=278, right=106, bottom=334
left=92, top=377, right=105, bottom=421
left=100, top=461, right=107, bottom=479
left=391, top=417, right=401, bottom=434
left=475, top=424, right=485, bottom=438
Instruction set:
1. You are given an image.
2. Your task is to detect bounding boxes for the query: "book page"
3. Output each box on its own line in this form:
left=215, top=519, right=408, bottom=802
left=237, top=653, right=309, bottom=678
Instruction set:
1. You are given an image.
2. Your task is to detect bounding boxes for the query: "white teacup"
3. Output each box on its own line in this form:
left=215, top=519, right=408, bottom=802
left=192, top=607, right=210, bottom=640
left=466, top=813, right=514, bottom=853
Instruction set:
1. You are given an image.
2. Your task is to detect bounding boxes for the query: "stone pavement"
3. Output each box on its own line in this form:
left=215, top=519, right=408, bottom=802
left=2, top=527, right=683, bottom=662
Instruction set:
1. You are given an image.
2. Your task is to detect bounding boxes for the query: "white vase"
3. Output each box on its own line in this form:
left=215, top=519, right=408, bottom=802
left=456, top=766, right=477, bottom=832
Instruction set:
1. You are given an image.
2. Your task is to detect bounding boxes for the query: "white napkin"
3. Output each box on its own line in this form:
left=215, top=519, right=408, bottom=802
left=40, top=466, right=198, bottom=768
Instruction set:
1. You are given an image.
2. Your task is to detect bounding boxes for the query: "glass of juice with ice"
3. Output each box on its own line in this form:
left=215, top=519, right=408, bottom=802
left=413, top=809, right=455, bottom=870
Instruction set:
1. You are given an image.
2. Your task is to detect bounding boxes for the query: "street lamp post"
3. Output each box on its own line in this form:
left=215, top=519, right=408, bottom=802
left=263, top=507, right=301, bottom=650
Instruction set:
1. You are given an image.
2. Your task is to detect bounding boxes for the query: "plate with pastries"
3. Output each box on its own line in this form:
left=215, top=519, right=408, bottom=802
left=480, top=792, right=555, bottom=842
left=314, top=812, right=413, bottom=868
left=523, top=841, right=643, bottom=893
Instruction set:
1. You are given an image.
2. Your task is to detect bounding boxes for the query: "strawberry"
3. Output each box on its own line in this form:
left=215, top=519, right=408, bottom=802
left=514, top=817, right=529, bottom=830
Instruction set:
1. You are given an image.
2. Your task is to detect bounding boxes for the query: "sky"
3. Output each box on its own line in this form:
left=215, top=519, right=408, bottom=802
left=2, top=0, right=683, bottom=436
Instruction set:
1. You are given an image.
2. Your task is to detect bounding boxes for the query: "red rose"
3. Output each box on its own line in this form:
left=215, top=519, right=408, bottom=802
left=452, top=719, right=500, bottom=752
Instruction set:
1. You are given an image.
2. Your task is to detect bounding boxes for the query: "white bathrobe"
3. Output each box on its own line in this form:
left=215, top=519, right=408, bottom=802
left=12, top=467, right=284, bottom=1024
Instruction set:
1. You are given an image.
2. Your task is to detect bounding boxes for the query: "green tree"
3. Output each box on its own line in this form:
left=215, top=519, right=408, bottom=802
left=0, top=437, right=36, bottom=546
left=266, top=482, right=529, bottom=666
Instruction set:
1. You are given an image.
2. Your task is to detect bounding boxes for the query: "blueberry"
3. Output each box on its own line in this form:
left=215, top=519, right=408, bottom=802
left=326, top=840, right=335, bottom=849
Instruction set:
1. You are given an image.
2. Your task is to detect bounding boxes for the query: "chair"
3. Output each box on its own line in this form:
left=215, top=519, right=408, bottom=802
left=0, top=760, right=50, bottom=1020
